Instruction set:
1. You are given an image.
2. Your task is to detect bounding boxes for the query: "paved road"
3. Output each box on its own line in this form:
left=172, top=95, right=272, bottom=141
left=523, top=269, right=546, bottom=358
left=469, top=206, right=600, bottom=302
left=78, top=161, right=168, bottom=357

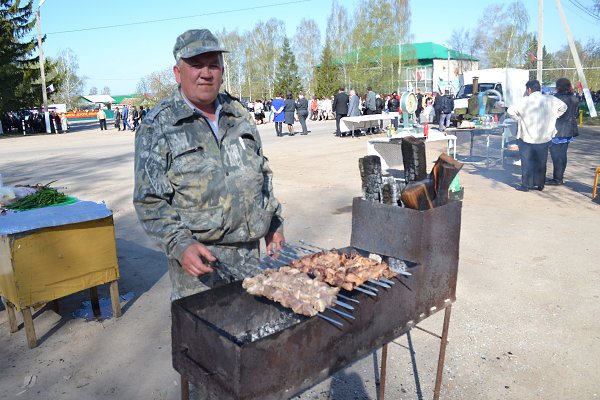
left=0, top=119, right=599, bottom=399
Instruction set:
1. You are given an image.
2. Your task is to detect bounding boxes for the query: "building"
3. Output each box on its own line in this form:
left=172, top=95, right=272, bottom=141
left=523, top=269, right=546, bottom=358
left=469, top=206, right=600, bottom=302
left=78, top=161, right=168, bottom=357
left=341, top=42, right=479, bottom=94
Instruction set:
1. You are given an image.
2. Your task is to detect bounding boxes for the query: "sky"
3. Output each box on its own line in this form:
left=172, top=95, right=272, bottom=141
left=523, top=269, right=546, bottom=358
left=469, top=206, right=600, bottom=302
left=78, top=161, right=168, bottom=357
left=32, top=0, right=600, bottom=96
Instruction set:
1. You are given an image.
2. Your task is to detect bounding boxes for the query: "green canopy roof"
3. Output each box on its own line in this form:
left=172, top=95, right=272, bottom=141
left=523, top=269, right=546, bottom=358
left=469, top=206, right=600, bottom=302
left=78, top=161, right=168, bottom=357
left=342, top=42, right=478, bottom=65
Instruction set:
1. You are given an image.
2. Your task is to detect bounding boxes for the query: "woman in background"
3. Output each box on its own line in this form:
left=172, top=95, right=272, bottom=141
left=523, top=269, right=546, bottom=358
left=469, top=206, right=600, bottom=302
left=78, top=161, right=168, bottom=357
left=284, top=91, right=296, bottom=136
left=548, top=77, right=579, bottom=185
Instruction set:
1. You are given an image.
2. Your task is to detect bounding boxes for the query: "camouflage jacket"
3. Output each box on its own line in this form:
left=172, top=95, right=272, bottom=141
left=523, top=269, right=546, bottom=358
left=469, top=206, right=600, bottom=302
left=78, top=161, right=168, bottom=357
left=133, top=89, right=283, bottom=264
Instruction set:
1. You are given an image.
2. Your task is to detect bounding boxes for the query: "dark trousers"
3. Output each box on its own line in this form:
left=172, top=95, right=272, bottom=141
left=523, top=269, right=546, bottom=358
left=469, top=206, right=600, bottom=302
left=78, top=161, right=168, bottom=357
left=274, top=122, right=282, bottom=136
left=298, top=110, right=308, bottom=134
left=99, top=119, right=107, bottom=130
left=549, top=141, right=570, bottom=181
left=335, top=113, right=346, bottom=136
left=518, top=139, right=550, bottom=188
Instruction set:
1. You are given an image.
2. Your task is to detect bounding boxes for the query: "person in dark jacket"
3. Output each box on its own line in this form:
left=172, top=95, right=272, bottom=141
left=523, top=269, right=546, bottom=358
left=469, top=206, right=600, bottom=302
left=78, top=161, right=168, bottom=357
left=284, top=91, right=296, bottom=136
left=438, top=90, right=454, bottom=131
left=388, top=91, right=400, bottom=129
left=548, top=78, right=579, bottom=185
left=295, top=91, right=309, bottom=135
left=332, top=87, right=349, bottom=137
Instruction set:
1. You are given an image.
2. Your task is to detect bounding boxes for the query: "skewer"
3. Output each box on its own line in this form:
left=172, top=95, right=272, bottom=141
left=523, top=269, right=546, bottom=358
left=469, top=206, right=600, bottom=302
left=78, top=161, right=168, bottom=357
left=354, top=286, right=377, bottom=296
left=335, top=300, right=354, bottom=310
left=326, top=306, right=355, bottom=320
left=360, top=283, right=379, bottom=292
left=318, top=313, right=343, bottom=327
left=337, top=293, right=360, bottom=304
left=368, top=278, right=391, bottom=289
left=299, top=240, right=328, bottom=252
left=379, top=277, right=395, bottom=285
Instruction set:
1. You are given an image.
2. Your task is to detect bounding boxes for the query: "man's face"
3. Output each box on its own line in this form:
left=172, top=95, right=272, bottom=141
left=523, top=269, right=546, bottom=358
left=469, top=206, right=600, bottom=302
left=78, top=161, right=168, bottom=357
left=174, top=52, right=223, bottom=108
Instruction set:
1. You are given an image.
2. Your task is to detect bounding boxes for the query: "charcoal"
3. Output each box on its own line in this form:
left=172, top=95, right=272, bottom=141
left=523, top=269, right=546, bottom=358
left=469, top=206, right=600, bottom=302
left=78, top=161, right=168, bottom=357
left=401, top=136, right=427, bottom=183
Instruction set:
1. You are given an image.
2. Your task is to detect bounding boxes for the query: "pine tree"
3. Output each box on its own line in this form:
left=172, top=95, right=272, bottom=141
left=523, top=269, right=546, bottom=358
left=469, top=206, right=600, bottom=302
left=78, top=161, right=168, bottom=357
left=315, top=41, right=341, bottom=99
left=273, top=38, right=302, bottom=97
left=0, top=0, right=42, bottom=112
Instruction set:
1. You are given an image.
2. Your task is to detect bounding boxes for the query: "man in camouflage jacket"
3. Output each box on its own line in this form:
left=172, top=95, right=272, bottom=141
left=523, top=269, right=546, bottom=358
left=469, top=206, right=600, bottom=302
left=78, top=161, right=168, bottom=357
left=133, top=29, right=284, bottom=300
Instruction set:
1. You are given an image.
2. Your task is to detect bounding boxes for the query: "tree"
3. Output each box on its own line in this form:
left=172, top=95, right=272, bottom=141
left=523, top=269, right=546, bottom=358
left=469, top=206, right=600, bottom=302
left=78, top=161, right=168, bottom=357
left=0, top=0, right=41, bottom=112
left=450, top=28, right=479, bottom=75
left=218, top=29, right=246, bottom=98
left=273, top=38, right=302, bottom=97
left=293, top=18, right=321, bottom=95
left=136, top=67, right=177, bottom=106
left=326, top=0, right=352, bottom=88
left=101, top=86, right=110, bottom=95
left=244, top=18, right=285, bottom=100
left=88, top=86, right=98, bottom=95
left=474, top=2, right=530, bottom=68
left=349, top=0, right=412, bottom=93
left=314, top=41, right=340, bottom=99
left=51, top=48, right=85, bottom=110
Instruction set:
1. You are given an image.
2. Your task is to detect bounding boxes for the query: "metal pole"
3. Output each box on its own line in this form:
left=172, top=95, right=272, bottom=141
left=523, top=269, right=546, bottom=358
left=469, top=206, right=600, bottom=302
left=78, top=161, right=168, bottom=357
left=36, top=7, right=51, bottom=133
left=447, top=47, right=450, bottom=92
left=433, top=305, right=452, bottom=400
left=537, top=0, right=544, bottom=82
left=555, top=0, right=597, bottom=117
left=378, top=343, right=388, bottom=400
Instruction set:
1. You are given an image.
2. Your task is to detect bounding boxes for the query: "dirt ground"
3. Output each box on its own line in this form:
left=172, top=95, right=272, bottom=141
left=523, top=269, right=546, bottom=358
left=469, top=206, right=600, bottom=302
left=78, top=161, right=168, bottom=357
left=1, top=117, right=599, bottom=400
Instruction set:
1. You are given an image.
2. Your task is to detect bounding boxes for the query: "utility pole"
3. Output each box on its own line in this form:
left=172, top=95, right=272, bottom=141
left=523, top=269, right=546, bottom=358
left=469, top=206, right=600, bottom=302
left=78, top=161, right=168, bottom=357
left=36, top=1, right=51, bottom=133
left=555, top=0, right=597, bottom=117
left=537, top=0, right=544, bottom=82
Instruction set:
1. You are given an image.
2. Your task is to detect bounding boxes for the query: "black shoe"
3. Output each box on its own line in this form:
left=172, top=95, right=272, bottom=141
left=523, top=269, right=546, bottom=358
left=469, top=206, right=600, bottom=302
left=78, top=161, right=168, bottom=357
left=537, top=185, right=544, bottom=191
left=546, top=179, right=563, bottom=186
left=515, top=186, right=530, bottom=192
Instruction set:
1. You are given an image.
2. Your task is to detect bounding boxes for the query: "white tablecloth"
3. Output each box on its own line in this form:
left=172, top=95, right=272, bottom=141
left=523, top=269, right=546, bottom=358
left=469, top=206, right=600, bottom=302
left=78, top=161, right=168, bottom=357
left=340, top=112, right=400, bottom=132
left=367, top=132, right=457, bottom=171
left=0, top=201, right=113, bottom=235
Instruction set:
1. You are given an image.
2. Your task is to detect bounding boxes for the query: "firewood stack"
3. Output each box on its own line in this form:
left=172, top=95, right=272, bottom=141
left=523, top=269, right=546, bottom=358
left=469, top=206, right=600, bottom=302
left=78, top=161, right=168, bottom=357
left=359, top=152, right=463, bottom=211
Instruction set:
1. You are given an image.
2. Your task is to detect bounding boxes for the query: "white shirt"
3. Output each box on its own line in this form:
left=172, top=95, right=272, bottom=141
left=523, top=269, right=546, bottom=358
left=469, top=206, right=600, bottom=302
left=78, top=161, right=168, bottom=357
left=507, top=91, right=567, bottom=144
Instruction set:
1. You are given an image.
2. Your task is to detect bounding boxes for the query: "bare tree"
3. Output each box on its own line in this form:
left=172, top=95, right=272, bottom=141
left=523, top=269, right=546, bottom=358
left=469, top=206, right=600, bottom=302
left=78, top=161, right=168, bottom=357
left=88, top=86, right=98, bottom=95
left=293, top=18, right=321, bottom=95
left=218, top=29, right=246, bottom=98
left=101, top=86, right=110, bottom=95
left=350, top=0, right=412, bottom=92
left=245, top=18, right=285, bottom=100
left=474, top=2, right=530, bottom=68
left=52, top=48, right=86, bottom=109
left=326, top=0, right=352, bottom=88
left=136, top=67, right=177, bottom=106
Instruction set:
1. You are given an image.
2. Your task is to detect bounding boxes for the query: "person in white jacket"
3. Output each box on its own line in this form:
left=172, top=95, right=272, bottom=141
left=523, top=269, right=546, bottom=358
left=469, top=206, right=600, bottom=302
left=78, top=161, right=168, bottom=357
left=507, top=80, right=567, bottom=192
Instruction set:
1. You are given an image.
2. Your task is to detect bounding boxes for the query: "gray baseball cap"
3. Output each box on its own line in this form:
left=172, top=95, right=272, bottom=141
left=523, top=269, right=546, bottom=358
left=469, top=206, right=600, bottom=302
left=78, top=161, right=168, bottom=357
left=173, top=29, right=228, bottom=62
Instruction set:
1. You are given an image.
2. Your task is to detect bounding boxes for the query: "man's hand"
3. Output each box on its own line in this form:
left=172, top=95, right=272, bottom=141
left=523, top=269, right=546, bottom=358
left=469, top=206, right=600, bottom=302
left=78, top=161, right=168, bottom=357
left=265, top=231, right=285, bottom=257
left=180, top=243, right=217, bottom=277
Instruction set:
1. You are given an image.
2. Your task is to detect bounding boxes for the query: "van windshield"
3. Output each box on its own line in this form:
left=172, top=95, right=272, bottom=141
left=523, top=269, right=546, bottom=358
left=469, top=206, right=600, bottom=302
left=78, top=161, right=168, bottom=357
left=456, top=83, right=497, bottom=99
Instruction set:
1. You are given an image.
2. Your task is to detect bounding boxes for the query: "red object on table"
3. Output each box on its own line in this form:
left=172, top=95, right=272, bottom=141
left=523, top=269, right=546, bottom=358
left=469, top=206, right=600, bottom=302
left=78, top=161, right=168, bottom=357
left=424, top=123, right=429, bottom=138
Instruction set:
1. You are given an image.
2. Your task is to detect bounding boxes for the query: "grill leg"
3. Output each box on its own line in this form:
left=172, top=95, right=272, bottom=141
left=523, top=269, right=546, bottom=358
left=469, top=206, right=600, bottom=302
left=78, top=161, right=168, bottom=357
left=379, top=343, right=389, bottom=400
left=433, top=305, right=452, bottom=400
left=181, top=376, right=189, bottom=400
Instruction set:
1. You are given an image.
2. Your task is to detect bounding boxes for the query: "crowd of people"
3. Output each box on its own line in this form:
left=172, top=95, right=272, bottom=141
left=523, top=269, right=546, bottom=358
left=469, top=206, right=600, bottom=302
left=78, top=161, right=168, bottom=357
left=109, top=105, right=147, bottom=131
left=1, top=110, right=68, bottom=134
left=243, top=88, right=458, bottom=138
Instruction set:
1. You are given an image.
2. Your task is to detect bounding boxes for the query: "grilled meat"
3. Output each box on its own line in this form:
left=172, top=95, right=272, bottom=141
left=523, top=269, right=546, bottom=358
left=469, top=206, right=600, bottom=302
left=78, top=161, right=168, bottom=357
left=242, top=267, right=340, bottom=317
left=289, top=250, right=396, bottom=290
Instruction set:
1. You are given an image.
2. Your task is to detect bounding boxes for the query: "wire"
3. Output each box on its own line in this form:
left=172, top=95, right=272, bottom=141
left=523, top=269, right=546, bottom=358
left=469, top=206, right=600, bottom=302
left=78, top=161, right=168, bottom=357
left=566, top=0, right=600, bottom=21
left=36, top=0, right=310, bottom=36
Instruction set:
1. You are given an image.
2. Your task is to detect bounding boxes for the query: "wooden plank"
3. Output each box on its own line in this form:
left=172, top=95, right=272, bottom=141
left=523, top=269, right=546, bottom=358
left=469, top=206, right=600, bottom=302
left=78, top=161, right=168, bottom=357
left=21, top=307, right=37, bottom=348
left=109, top=280, right=121, bottom=318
